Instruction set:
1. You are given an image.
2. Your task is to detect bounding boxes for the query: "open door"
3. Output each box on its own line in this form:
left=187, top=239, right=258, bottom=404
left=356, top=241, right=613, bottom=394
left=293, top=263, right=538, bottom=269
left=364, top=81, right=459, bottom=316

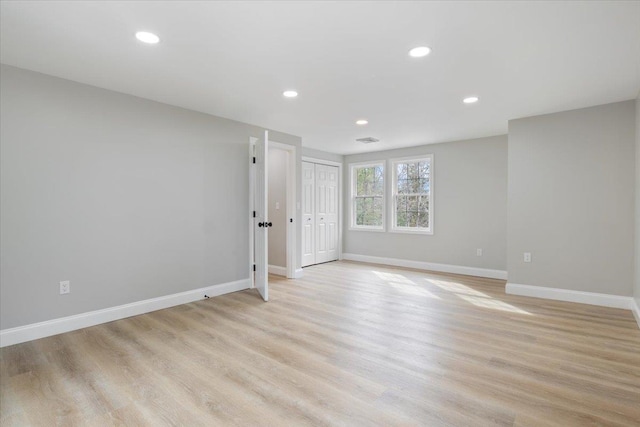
left=254, top=131, right=269, bottom=301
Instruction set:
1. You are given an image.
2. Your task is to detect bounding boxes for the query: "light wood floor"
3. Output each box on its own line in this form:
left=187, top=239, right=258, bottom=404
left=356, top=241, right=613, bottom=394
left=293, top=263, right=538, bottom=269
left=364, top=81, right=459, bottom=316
left=1, top=261, right=639, bottom=426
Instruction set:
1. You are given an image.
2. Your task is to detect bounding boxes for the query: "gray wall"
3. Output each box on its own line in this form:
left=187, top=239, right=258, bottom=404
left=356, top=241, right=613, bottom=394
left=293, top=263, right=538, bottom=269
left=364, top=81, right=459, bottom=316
left=343, top=135, right=508, bottom=271
left=0, top=64, right=301, bottom=329
left=635, top=94, right=640, bottom=307
left=507, top=100, right=635, bottom=296
left=268, top=147, right=287, bottom=268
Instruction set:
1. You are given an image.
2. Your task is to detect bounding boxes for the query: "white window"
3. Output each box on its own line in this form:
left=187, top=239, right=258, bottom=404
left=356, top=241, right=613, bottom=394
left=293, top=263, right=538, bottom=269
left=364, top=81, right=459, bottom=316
left=349, top=162, right=385, bottom=230
left=391, top=155, right=433, bottom=234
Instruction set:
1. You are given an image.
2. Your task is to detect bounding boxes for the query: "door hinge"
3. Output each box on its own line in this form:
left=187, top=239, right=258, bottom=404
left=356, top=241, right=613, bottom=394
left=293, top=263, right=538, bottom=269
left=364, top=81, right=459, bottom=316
left=253, top=211, right=256, bottom=218
left=290, top=218, right=293, bottom=223
left=252, top=157, right=256, bottom=164
left=253, top=264, right=256, bottom=272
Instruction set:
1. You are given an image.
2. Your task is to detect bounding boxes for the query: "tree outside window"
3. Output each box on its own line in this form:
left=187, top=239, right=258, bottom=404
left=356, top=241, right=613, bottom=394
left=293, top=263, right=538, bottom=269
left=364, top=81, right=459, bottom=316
left=392, top=156, right=432, bottom=233
left=351, top=163, right=384, bottom=229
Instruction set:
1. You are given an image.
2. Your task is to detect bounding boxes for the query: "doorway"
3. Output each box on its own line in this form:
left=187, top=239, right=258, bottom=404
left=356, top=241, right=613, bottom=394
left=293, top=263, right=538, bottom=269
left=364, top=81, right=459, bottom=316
left=267, top=146, right=291, bottom=277
left=249, top=135, right=297, bottom=300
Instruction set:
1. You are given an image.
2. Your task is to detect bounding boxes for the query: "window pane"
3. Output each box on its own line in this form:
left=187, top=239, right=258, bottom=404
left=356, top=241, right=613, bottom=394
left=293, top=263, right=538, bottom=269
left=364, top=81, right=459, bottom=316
left=410, top=177, right=421, bottom=193
left=355, top=197, right=368, bottom=225
left=407, top=211, right=418, bottom=227
left=396, top=195, right=408, bottom=212
left=420, top=178, right=430, bottom=193
left=356, top=166, right=384, bottom=197
left=397, top=163, right=407, bottom=180
left=407, top=195, right=418, bottom=211
left=396, top=161, right=430, bottom=194
left=418, top=211, right=429, bottom=228
left=396, top=195, right=407, bottom=227
left=419, top=161, right=430, bottom=178
left=356, top=196, right=383, bottom=226
left=396, top=209, right=408, bottom=227
left=373, top=166, right=384, bottom=196
left=366, top=168, right=374, bottom=195
left=369, top=197, right=383, bottom=226
left=398, top=178, right=409, bottom=194
left=418, top=195, right=429, bottom=213
left=408, top=162, right=419, bottom=180
left=353, top=164, right=384, bottom=228
left=394, top=158, right=431, bottom=229
left=356, top=168, right=365, bottom=195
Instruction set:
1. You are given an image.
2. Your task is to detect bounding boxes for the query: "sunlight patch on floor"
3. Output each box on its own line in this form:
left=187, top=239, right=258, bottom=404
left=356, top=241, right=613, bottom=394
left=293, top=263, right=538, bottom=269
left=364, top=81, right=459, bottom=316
left=457, top=295, right=531, bottom=314
left=372, top=271, right=441, bottom=299
left=427, top=279, right=531, bottom=315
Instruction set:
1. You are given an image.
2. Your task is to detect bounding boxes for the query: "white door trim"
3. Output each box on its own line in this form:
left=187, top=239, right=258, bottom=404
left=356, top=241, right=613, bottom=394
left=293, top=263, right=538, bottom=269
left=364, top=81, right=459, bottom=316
left=302, top=157, right=342, bottom=168
left=301, top=156, right=343, bottom=261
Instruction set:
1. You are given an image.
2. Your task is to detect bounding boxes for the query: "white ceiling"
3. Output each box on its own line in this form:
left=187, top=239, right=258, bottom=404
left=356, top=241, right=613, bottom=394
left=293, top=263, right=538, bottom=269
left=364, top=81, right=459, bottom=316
left=1, top=1, right=639, bottom=154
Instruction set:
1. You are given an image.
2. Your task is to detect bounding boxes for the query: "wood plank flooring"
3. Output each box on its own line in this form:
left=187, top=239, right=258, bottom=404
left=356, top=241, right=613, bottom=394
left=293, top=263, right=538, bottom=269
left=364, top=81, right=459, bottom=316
left=1, top=261, right=639, bottom=426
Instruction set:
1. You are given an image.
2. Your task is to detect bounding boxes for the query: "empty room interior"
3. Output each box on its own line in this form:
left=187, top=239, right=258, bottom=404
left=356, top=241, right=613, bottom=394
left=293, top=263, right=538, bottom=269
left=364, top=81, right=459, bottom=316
left=1, top=1, right=640, bottom=426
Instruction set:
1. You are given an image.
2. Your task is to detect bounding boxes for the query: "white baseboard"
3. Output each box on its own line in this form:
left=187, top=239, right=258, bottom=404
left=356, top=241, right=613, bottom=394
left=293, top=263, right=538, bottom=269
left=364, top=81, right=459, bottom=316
left=631, top=298, right=640, bottom=329
left=294, top=268, right=305, bottom=279
left=342, top=253, right=507, bottom=280
left=268, top=265, right=287, bottom=276
left=506, top=282, right=633, bottom=310
left=0, top=278, right=251, bottom=348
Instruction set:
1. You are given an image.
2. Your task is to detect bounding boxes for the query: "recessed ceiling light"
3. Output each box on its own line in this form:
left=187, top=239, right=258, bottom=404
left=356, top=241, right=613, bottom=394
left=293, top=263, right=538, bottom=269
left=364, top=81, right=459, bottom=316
left=283, top=90, right=298, bottom=98
left=135, top=31, right=160, bottom=44
left=408, top=46, right=431, bottom=58
left=463, top=96, right=479, bottom=104
left=356, top=119, right=368, bottom=125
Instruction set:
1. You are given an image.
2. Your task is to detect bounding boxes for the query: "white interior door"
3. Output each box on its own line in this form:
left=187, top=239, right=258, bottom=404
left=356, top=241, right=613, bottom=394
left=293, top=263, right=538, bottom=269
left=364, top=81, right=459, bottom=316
left=316, top=164, right=339, bottom=264
left=301, top=161, right=315, bottom=267
left=324, top=165, right=339, bottom=262
left=315, top=164, right=329, bottom=263
left=255, top=131, right=269, bottom=301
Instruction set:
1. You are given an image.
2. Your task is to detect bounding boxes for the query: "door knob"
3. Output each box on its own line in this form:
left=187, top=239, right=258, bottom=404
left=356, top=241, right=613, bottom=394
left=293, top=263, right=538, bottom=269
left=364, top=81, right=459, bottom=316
left=258, top=222, right=265, bottom=227
left=267, top=222, right=273, bottom=227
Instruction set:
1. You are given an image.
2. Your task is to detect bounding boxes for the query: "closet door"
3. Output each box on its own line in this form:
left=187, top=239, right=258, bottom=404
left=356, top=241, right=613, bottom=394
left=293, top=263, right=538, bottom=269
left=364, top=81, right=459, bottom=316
left=315, top=164, right=339, bottom=264
left=315, top=164, right=329, bottom=264
left=324, top=165, right=339, bottom=262
left=301, top=162, right=315, bottom=267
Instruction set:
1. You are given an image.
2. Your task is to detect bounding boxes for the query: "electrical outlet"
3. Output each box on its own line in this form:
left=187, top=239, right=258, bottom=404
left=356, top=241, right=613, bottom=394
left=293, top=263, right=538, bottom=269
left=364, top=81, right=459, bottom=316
left=476, top=248, right=483, bottom=256
left=59, top=280, right=70, bottom=295
left=524, top=252, right=532, bottom=263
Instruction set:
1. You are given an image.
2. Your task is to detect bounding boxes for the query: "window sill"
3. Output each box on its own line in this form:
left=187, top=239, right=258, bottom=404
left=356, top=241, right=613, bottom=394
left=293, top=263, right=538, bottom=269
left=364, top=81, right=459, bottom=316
left=389, top=228, right=433, bottom=235
left=348, top=227, right=386, bottom=233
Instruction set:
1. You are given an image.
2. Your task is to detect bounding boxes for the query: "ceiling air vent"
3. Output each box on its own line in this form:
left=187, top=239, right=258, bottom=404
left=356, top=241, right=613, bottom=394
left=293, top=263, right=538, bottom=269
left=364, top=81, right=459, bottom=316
left=356, top=137, right=379, bottom=144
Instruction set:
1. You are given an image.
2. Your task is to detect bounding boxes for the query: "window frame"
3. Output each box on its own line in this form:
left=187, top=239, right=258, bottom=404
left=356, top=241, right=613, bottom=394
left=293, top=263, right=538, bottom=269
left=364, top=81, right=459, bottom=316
left=349, top=161, right=386, bottom=232
left=389, top=155, right=434, bottom=235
